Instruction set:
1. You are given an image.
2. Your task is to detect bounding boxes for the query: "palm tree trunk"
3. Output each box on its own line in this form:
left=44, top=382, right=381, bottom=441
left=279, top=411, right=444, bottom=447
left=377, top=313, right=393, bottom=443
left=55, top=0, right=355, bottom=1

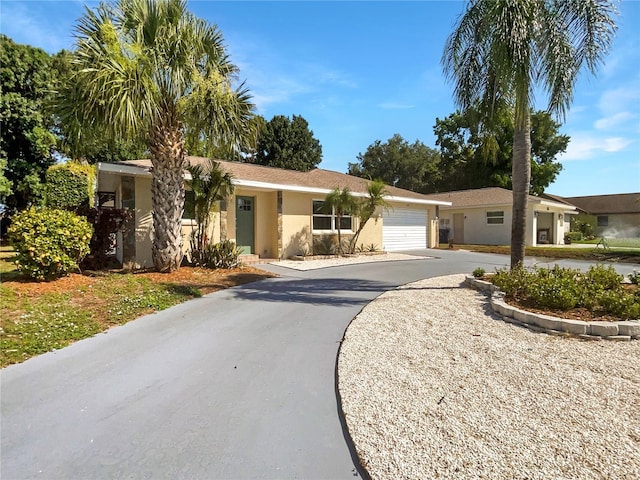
left=149, top=106, right=187, bottom=272
left=511, top=109, right=532, bottom=268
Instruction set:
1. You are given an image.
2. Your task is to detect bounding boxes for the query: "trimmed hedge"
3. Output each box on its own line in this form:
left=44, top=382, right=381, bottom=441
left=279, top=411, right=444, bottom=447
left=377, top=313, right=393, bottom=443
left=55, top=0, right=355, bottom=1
left=45, top=163, right=96, bottom=211
left=8, top=208, right=93, bottom=280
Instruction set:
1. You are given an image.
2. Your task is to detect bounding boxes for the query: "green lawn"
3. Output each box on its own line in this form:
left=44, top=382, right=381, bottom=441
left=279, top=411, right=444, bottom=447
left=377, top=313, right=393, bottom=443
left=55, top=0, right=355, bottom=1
left=438, top=243, right=640, bottom=262
left=573, top=238, right=640, bottom=248
left=1, top=247, right=273, bottom=367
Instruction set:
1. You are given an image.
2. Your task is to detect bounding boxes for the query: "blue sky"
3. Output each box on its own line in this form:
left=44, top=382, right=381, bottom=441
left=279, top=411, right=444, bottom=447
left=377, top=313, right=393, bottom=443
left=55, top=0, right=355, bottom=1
left=2, top=0, right=638, bottom=196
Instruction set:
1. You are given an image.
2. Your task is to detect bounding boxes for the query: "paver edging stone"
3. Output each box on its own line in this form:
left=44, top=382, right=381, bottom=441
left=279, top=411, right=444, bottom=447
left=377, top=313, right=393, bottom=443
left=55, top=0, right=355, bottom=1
left=465, top=276, right=639, bottom=341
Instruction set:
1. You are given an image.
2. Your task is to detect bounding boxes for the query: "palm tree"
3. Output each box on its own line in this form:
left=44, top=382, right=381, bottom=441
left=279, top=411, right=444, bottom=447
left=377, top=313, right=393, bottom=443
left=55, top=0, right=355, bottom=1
left=59, top=0, right=254, bottom=272
left=443, top=0, right=617, bottom=268
left=348, top=180, right=390, bottom=253
left=324, top=187, right=356, bottom=254
left=186, top=159, right=234, bottom=265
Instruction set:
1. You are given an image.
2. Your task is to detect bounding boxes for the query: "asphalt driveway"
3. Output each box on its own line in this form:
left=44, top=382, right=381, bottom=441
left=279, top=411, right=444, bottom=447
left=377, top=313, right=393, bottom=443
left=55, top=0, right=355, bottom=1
left=1, top=250, right=637, bottom=479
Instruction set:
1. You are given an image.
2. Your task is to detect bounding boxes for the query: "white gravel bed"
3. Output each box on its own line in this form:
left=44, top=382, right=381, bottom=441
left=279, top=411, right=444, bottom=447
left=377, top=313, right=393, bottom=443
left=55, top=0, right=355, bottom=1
left=338, top=274, right=640, bottom=480
left=271, top=253, right=428, bottom=270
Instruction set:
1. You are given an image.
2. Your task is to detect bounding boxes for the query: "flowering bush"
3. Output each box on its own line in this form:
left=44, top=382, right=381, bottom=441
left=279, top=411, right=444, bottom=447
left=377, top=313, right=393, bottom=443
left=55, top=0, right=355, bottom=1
left=8, top=208, right=93, bottom=280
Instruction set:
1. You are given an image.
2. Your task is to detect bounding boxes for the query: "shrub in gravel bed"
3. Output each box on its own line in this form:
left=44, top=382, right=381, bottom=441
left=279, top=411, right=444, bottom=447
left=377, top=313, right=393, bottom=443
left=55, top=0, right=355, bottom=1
left=492, top=264, right=639, bottom=319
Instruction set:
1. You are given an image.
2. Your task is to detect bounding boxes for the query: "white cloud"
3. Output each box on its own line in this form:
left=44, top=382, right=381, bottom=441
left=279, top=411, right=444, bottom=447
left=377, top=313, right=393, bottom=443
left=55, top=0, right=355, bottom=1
left=598, top=86, right=640, bottom=116
left=228, top=36, right=357, bottom=114
left=559, top=133, right=635, bottom=161
left=594, top=111, right=636, bottom=130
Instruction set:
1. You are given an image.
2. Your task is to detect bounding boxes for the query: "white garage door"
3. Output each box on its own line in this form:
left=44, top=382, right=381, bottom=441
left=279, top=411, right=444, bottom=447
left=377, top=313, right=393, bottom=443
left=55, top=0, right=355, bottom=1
left=382, top=208, right=428, bottom=251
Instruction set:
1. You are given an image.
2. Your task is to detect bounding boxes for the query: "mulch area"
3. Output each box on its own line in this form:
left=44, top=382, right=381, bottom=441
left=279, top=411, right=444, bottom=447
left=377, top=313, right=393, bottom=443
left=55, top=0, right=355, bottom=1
left=2, top=266, right=275, bottom=298
left=139, top=266, right=275, bottom=294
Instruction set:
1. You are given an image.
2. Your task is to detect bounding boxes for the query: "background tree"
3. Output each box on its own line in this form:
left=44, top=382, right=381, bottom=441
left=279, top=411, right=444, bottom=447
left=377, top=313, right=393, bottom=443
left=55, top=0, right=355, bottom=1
left=0, top=158, right=12, bottom=204
left=443, top=0, right=617, bottom=267
left=186, top=114, right=266, bottom=162
left=433, top=108, right=569, bottom=194
left=255, top=114, right=322, bottom=171
left=348, top=134, right=440, bottom=193
left=0, top=35, right=57, bottom=211
left=60, top=0, right=254, bottom=272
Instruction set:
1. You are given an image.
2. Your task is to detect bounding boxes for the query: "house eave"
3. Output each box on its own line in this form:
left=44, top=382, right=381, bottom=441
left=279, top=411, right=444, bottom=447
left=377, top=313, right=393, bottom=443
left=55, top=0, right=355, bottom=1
left=98, top=162, right=151, bottom=176
left=537, top=199, right=577, bottom=211
left=234, top=179, right=450, bottom=206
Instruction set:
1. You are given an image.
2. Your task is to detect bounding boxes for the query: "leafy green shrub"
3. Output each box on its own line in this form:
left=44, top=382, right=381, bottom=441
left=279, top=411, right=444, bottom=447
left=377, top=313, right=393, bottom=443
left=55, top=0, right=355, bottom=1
left=492, top=265, right=532, bottom=299
left=472, top=267, right=486, bottom=278
left=571, top=214, right=597, bottom=239
left=628, top=270, right=640, bottom=285
left=584, top=264, right=623, bottom=290
left=597, top=290, right=640, bottom=319
left=8, top=208, right=93, bottom=280
left=197, top=240, right=242, bottom=269
left=564, top=231, right=583, bottom=244
left=490, top=264, right=639, bottom=319
left=526, top=266, right=580, bottom=310
left=45, top=163, right=96, bottom=211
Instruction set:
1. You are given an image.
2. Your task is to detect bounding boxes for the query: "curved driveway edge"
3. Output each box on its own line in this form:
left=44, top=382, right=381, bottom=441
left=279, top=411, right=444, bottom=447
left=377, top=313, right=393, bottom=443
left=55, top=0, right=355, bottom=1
left=337, top=274, right=640, bottom=479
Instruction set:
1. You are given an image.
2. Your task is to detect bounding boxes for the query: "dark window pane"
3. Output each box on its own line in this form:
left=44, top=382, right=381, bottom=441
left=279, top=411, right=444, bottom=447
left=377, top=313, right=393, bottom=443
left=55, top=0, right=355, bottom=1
left=339, top=216, right=352, bottom=230
left=183, top=190, right=195, bottom=219
left=313, top=200, right=331, bottom=215
left=98, top=191, right=116, bottom=209
left=597, top=215, right=608, bottom=227
left=313, top=216, right=332, bottom=230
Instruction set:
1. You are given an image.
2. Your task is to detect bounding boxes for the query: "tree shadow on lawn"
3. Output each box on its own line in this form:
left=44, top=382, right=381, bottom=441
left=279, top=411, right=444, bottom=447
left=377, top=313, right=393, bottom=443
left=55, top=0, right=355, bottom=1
left=228, top=276, right=396, bottom=307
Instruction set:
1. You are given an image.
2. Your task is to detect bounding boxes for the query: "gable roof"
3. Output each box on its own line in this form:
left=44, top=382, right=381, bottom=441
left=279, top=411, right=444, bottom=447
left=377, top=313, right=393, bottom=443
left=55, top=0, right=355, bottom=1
left=424, top=187, right=576, bottom=211
left=101, top=157, right=450, bottom=206
left=539, top=192, right=576, bottom=207
left=563, top=193, right=640, bottom=215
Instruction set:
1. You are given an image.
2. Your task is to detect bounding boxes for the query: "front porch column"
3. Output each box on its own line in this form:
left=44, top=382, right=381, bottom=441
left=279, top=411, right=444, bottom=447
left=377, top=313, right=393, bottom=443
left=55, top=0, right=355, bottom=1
left=220, top=198, right=228, bottom=242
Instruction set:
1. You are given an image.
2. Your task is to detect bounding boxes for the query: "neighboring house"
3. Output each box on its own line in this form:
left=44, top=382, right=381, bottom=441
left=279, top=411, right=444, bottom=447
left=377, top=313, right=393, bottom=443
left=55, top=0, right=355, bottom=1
left=97, top=157, right=451, bottom=269
left=424, top=187, right=577, bottom=246
left=563, top=193, right=640, bottom=237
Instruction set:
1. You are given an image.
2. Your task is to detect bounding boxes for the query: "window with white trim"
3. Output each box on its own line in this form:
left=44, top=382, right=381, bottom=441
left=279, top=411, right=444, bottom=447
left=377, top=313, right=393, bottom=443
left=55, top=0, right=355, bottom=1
left=312, top=200, right=353, bottom=231
left=486, top=210, right=504, bottom=225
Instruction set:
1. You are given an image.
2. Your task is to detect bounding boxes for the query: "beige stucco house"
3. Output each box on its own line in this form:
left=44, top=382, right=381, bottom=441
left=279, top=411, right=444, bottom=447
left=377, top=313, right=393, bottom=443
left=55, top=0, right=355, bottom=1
left=564, top=192, right=640, bottom=238
left=97, top=157, right=451, bottom=269
left=424, top=187, right=577, bottom=246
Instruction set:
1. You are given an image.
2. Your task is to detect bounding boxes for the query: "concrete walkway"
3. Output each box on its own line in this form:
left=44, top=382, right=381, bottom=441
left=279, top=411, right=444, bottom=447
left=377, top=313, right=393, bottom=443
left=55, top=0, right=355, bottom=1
left=2, top=250, right=637, bottom=479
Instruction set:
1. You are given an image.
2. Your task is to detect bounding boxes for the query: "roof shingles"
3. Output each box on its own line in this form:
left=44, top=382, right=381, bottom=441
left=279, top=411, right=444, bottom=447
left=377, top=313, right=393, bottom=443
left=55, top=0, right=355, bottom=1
left=121, top=157, right=442, bottom=203
left=564, top=193, right=640, bottom=215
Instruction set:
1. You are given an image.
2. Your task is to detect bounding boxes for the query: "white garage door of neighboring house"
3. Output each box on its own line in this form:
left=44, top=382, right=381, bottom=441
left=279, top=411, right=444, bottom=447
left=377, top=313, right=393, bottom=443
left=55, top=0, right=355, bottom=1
left=382, top=208, right=428, bottom=251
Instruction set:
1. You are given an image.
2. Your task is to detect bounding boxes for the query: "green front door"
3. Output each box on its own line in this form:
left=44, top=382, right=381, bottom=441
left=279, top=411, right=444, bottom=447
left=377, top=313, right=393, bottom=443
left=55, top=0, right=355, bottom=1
left=236, top=196, right=255, bottom=255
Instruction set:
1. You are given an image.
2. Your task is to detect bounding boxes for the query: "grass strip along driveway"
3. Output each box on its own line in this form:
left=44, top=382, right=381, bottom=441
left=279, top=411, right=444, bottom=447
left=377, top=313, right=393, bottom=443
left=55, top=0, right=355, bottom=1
left=438, top=244, right=640, bottom=263
left=0, top=266, right=274, bottom=367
